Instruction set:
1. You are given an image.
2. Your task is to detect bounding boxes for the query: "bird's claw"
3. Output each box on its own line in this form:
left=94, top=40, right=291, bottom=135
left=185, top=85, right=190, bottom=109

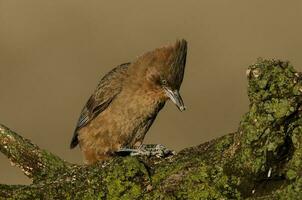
left=116, top=144, right=175, bottom=158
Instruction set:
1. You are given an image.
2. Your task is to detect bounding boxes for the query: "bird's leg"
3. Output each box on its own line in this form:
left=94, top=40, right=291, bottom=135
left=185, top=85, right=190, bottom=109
left=115, top=144, right=175, bottom=158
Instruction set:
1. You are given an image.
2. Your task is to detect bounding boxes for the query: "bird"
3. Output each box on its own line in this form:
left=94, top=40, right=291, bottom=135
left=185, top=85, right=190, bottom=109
left=70, top=39, right=188, bottom=164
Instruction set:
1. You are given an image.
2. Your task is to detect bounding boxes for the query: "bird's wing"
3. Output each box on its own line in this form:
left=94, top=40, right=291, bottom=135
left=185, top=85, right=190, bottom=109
left=70, top=62, right=130, bottom=148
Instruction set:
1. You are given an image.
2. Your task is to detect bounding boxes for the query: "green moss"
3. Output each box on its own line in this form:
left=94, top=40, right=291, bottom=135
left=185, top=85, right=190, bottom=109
left=273, top=178, right=302, bottom=200
left=286, top=169, right=297, bottom=180
left=264, top=98, right=293, bottom=119
left=151, top=158, right=190, bottom=185
left=103, top=157, right=148, bottom=199
left=214, top=134, right=233, bottom=152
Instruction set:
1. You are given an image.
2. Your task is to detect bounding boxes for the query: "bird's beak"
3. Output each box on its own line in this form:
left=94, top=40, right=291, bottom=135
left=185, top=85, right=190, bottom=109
left=164, top=87, right=186, bottom=111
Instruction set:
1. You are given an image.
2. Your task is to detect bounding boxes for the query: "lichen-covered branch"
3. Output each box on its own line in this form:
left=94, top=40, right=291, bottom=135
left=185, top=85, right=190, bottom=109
left=0, top=124, right=68, bottom=181
left=1, top=59, right=302, bottom=199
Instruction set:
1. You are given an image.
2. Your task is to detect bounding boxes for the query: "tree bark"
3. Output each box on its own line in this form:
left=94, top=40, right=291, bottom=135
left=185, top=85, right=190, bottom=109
left=1, top=59, right=302, bottom=199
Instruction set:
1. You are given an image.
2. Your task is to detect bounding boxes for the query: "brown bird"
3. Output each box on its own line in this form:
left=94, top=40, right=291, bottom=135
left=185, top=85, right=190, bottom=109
left=70, top=39, right=187, bottom=164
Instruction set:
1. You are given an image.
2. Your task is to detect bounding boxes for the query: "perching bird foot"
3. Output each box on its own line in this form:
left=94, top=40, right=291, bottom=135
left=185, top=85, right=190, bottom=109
left=116, top=144, right=176, bottom=158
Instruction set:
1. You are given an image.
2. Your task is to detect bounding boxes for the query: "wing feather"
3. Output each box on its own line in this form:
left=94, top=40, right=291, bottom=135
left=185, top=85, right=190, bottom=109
left=70, top=63, right=130, bottom=148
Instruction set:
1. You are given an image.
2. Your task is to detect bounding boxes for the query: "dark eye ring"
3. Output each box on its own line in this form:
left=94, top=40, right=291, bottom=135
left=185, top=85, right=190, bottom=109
left=161, top=79, right=167, bottom=85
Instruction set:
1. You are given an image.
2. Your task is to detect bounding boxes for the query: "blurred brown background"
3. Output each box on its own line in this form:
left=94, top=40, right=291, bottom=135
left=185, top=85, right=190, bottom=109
left=0, top=0, right=301, bottom=185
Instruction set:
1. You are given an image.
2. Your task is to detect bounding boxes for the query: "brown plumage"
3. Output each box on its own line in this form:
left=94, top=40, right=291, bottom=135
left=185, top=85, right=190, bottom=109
left=70, top=39, right=188, bottom=164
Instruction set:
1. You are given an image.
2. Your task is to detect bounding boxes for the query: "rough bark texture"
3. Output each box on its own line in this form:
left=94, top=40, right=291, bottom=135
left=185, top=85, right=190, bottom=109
left=1, top=59, right=302, bottom=199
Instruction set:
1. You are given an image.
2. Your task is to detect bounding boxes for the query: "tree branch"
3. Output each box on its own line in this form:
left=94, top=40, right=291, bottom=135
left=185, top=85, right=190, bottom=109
left=1, top=59, right=302, bottom=199
left=0, top=124, right=68, bottom=181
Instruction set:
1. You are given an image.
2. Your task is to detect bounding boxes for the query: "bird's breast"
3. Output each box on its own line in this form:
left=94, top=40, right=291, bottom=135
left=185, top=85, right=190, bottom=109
left=106, top=89, right=164, bottom=138
left=113, top=89, right=163, bottom=122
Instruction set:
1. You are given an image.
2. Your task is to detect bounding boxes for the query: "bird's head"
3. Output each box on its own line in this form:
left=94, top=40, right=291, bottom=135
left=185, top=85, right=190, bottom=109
left=131, top=39, right=187, bottom=111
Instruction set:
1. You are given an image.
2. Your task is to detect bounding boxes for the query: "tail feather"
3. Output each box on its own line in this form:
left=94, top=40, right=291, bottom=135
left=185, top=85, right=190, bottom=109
left=70, top=132, right=79, bottom=149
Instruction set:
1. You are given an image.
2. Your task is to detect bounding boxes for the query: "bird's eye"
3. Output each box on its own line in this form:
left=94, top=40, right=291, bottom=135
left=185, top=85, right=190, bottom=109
left=161, top=79, right=167, bottom=85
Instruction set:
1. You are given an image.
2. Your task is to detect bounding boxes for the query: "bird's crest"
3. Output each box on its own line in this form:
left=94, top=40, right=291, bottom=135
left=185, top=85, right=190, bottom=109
left=169, top=39, right=187, bottom=89
left=132, top=39, right=187, bottom=89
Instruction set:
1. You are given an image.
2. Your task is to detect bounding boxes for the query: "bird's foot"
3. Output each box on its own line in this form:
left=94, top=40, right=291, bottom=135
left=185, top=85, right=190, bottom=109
left=116, top=144, right=175, bottom=158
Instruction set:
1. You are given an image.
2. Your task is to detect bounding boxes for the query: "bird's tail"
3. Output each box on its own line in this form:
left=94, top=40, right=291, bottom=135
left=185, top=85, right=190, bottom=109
left=70, top=131, right=79, bottom=149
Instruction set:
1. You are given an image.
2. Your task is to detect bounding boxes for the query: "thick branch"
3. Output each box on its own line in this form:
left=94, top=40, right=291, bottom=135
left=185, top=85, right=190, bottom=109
left=1, top=59, right=302, bottom=199
left=0, top=124, right=67, bottom=180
